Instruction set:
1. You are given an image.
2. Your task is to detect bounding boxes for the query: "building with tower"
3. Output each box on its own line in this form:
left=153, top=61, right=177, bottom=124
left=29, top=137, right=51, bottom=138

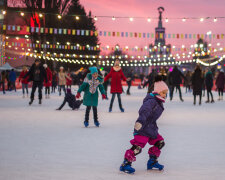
left=149, top=7, right=175, bottom=68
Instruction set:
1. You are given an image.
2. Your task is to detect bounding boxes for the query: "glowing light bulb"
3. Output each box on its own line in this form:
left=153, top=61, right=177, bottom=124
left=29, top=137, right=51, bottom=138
left=129, top=17, right=133, bottom=21
left=76, top=16, right=80, bottom=20
left=112, top=16, right=116, bottom=21
left=20, top=12, right=24, bottom=16
left=58, top=15, right=62, bottom=19
left=147, top=18, right=151, bottom=22
left=214, top=18, right=217, bottom=22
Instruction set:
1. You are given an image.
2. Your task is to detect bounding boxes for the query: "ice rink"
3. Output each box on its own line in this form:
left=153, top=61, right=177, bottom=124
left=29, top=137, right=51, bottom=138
left=0, top=87, right=225, bottom=180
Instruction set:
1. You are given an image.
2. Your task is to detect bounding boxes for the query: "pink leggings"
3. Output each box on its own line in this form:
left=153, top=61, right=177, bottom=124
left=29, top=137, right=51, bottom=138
left=124, top=134, right=164, bottom=162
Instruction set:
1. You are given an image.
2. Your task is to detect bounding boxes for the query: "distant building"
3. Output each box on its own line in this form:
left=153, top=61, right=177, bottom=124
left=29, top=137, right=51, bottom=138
left=149, top=7, right=174, bottom=68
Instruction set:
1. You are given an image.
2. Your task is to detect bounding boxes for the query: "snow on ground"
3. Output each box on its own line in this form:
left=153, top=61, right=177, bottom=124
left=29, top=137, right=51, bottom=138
left=0, top=87, right=225, bottom=180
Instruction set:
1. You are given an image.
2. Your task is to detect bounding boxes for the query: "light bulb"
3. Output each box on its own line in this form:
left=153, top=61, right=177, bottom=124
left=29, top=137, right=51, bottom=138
left=112, top=16, right=116, bottom=21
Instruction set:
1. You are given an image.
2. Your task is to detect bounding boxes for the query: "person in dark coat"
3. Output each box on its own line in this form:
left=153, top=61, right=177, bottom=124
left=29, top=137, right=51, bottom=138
left=0, top=71, right=6, bottom=94
left=168, top=66, right=185, bottom=102
left=143, top=69, right=157, bottom=93
left=56, top=89, right=83, bottom=110
left=216, top=69, right=225, bottom=100
left=9, top=69, right=17, bottom=91
left=119, top=80, right=169, bottom=174
left=184, top=71, right=192, bottom=93
left=191, top=65, right=204, bottom=105
left=205, top=68, right=214, bottom=103
left=23, top=59, right=47, bottom=105
left=51, top=71, right=58, bottom=93
left=126, top=69, right=135, bottom=95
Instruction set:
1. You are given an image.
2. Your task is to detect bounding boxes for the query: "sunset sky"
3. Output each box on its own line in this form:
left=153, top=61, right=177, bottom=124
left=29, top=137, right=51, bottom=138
left=80, top=0, right=225, bottom=55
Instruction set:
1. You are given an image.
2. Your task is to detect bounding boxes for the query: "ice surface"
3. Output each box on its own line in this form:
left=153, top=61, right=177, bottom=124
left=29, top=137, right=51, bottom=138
left=0, top=87, right=225, bottom=180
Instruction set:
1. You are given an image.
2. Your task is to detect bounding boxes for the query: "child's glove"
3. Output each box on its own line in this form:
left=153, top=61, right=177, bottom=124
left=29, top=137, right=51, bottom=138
left=76, top=92, right=81, bottom=99
left=102, top=94, right=106, bottom=99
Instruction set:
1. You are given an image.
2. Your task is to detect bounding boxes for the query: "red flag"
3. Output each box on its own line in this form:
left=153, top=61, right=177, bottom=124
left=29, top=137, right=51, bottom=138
left=197, top=34, right=200, bottom=39
left=45, top=28, right=48, bottom=34
left=217, top=34, right=220, bottom=39
left=90, top=31, right=94, bottom=36
left=177, top=34, right=179, bottom=39
left=68, top=29, right=71, bottom=35
left=112, top=32, right=115, bottom=36
left=134, top=33, right=137, bottom=37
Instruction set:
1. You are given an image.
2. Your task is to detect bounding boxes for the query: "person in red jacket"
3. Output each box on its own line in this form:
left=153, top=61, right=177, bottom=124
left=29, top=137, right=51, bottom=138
left=104, top=59, right=126, bottom=112
left=19, top=66, right=29, bottom=98
left=43, top=64, right=52, bottom=99
left=66, top=71, right=72, bottom=89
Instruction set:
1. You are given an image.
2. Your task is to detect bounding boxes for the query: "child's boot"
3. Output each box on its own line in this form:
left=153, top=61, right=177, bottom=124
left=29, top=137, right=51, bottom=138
left=120, top=159, right=135, bottom=174
left=147, top=155, right=164, bottom=171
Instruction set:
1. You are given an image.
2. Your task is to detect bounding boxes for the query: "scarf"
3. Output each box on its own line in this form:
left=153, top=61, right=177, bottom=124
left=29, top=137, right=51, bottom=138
left=150, top=91, right=166, bottom=103
left=84, top=76, right=101, bottom=94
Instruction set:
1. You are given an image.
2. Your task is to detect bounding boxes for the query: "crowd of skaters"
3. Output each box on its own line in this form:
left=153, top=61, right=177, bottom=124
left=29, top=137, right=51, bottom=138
left=142, top=65, right=225, bottom=105
left=0, top=59, right=225, bottom=107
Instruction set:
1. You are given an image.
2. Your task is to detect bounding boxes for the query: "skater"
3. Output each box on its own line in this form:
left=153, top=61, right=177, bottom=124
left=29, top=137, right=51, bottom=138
left=215, top=69, right=225, bottom=100
left=23, top=59, right=47, bottom=105
left=191, top=65, right=204, bottom=105
left=56, top=88, right=83, bottom=110
left=126, top=69, right=134, bottom=95
left=205, top=68, right=214, bottom=103
left=66, top=71, right=72, bottom=89
left=0, top=71, right=6, bottom=94
left=76, top=67, right=106, bottom=127
left=168, top=66, right=185, bottom=102
left=51, top=71, right=58, bottom=93
left=43, top=64, right=52, bottom=99
left=19, top=66, right=29, bottom=97
left=104, top=59, right=126, bottom=112
left=184, top=71, right=192, bottom=93
left=9, top=69, right=17, bottom=92
left=143, top=69, right=157, bottom=93
left=58, top=66, right=68, bottom=96
left=120, top=80, right=169, bottom=174
left=102, top=70, right=110, bottom=100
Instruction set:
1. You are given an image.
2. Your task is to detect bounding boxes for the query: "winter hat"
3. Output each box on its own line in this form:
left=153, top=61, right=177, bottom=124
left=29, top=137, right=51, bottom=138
left=220, top=69, right=224, bottom=73
left=43, top=64, right=47, bottom=68
left=154, top=81, right=169, bottom=93
left=89, top=66, right=98, bottom=75
left=60, top=66, right=64, bottom=70
left=66, top=88, right=71, bottom=94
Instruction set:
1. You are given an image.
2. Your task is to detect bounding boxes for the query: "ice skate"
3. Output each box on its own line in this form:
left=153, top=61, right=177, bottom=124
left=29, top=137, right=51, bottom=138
left=147, top=156, right=164, bottom=171
left=120, top=160, right=135, bottom=174
left=29, top=99, right=34, bottom=105
left=94, top=121, right=100, bottom=127
left=84, top=121, right=89, bottom=127
left=120, top=107, right=125, bottom=112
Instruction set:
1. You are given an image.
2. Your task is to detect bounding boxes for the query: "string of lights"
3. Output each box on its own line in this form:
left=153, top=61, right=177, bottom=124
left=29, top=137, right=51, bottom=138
left=1, top=9, right=224, bottom=23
